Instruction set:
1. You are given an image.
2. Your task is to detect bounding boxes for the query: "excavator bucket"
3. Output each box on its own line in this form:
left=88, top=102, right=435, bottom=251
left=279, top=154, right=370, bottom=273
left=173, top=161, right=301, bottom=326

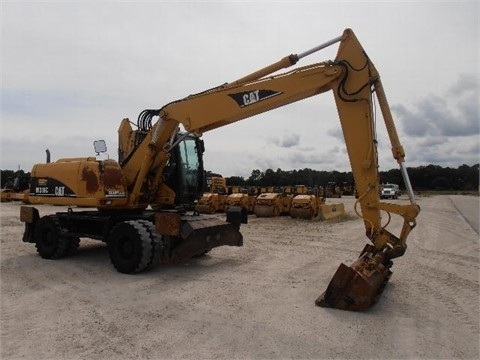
left=316, top=244, right=392, bottom=311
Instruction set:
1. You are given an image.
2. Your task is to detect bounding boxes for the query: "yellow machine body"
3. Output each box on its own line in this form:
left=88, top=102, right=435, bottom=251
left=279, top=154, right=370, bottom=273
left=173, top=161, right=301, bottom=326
left=26, top=158, right=129, bottom=208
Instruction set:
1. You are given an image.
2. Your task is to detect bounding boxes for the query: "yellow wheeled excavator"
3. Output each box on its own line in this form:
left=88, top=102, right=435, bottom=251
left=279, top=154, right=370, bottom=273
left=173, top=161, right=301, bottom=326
left=20, top=28, right=420, bottom=311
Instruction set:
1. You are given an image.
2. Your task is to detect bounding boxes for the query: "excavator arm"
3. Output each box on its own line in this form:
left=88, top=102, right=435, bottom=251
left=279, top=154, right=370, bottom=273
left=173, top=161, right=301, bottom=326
left=122, top=28, right=420, bottom=310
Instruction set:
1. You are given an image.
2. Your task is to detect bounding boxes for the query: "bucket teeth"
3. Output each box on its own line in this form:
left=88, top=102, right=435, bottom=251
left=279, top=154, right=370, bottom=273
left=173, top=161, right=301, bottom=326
left=316, top=244, right=392, bottom=311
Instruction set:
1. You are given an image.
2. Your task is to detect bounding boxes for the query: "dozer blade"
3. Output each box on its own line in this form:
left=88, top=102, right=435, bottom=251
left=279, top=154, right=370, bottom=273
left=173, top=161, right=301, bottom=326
left=318, top=203, right=345, bottom=220
left=156, top=207, right=247, bottom=263
left=316, top=244, right=392, bottom=311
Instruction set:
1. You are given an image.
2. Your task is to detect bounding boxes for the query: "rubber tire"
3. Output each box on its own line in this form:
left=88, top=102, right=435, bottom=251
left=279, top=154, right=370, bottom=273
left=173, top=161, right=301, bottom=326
left=138, top=220, right=164, bottom=268
left=34, top=215, right=69, bottom=259
left=107, top=220, right=154, bottom=274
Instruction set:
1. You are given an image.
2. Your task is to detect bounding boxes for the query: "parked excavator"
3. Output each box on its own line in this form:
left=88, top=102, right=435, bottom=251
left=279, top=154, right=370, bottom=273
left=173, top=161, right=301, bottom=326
left=20, top=28, right=420, bottom=311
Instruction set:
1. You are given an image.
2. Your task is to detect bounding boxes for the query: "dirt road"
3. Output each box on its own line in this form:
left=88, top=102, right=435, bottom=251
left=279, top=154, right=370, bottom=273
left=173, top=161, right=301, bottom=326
left=1, top=195, right=478, bottom=359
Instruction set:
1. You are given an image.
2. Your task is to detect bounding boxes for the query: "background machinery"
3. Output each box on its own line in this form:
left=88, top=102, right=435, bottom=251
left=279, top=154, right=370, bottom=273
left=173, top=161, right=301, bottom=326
left=380, top=183, right=401, bottom=199
left=290, top=185, right=319, bottom=219
left=325, top=181, right=343, bottom=198
left=195, top=176, right=228, bottom=214
left=254, top=192, right=282, bottom=217
left=255, top=186, right=296, bottom=217
left=224, top=186, right=257, bottom=214
left=1, top=172, right=30, bottom=202
left=20, top=28, right=420, bottom=311
left=289, top=185, right=344, bottom=220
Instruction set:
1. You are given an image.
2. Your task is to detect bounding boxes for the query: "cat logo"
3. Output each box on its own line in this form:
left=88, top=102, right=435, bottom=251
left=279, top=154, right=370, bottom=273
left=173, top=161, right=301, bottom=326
left=228, top=89, right=282, bottom=108
left=243, top=90, right=260, bottom=106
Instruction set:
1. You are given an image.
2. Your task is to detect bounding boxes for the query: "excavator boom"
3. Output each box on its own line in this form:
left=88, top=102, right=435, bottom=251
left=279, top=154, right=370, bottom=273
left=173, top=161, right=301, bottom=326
left=139, top=28, right=419, bottom=310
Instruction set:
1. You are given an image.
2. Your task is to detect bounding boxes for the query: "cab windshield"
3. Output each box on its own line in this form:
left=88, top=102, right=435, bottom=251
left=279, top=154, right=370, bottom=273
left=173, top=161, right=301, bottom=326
left=163, top=135, right=204, bottom=206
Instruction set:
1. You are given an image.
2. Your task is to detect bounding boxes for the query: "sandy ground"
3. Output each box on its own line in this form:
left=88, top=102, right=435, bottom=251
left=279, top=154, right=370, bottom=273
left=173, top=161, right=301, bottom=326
left=0, top=195, right=479, bottom=360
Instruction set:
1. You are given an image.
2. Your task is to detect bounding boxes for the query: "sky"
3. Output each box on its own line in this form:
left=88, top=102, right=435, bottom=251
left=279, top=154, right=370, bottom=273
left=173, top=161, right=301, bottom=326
left=1, top=0, right=479, bottom=178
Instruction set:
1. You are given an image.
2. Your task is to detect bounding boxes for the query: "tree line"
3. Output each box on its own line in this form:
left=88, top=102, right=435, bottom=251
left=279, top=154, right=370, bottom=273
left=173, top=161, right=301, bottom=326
left=2, top=164, right=478, bottom=192
left=222, top=164, right=479, bottom=192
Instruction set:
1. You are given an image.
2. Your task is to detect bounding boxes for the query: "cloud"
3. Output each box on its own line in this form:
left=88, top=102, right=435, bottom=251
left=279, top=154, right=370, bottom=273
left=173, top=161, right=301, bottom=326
left=416, top=136, right=449, bottom=147
left=392, top=73, right=479, bottom=137
left=1, top=89, right=108, bottom=116
left=448, top=73, right=479, bottom=95
left=268, top=133, right=300, bottom=148
left=405, top=136, right=480, bottom=167
left=0, top=134, right=100, bottom=170
left=327, top=127, right=344, bottom=140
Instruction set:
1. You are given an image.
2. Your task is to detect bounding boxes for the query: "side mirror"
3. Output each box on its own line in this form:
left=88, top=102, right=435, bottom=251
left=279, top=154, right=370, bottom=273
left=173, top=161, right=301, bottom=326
left=94, top=140, right=107, bottom=155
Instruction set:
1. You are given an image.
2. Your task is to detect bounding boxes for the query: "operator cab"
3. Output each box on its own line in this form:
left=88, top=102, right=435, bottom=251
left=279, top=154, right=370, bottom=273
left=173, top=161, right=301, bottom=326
left=163, top=133, right=205, bottom=207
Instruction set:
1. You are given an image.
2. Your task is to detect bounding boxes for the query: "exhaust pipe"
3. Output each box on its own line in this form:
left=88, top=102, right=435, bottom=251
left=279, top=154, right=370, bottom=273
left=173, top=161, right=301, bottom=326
left=45, top=149, right=51, bottom=163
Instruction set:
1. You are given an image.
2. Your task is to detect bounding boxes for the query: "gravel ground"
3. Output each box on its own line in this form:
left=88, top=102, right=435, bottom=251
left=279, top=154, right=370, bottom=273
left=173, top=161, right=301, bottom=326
left=1, top=195, right=479, bottom=359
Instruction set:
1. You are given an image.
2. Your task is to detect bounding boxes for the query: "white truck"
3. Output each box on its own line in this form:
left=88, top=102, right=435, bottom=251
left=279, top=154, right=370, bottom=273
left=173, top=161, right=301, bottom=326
left=380, top=183, right=401, bottom=199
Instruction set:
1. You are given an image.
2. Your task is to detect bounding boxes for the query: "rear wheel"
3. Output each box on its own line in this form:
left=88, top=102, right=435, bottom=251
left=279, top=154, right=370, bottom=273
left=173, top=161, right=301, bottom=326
left=34, top=215, right=69, bottom=259
left=107, top=220, right=158, bottom=274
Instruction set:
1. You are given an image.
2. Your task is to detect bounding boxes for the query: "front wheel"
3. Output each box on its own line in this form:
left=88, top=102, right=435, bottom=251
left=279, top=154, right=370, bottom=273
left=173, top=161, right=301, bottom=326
left=107, top=220, right=156, bottom=274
